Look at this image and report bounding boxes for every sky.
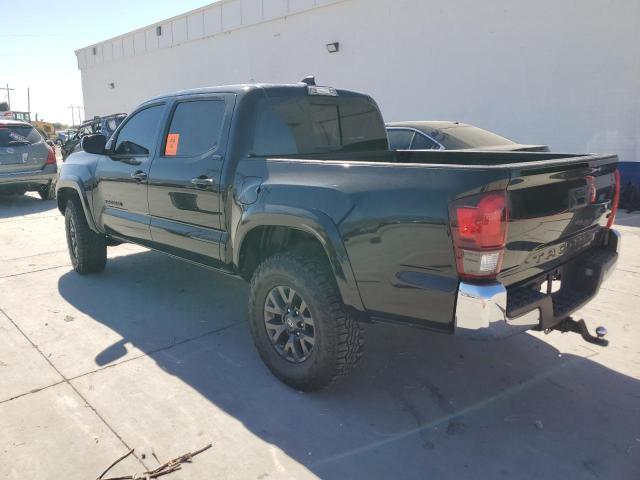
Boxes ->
[0,0,211,125]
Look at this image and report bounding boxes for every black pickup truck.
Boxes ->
[56,80,621,391]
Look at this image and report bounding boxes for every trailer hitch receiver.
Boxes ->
[546,317,609,347]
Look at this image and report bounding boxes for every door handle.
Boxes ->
[119,157,142,166]
[191,176,215,188]
[131,171,148,182]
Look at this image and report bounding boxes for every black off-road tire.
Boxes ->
[64,199,107,274]
[248,249,364,392]
[38,183,55,200]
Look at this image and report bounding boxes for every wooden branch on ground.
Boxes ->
[97,444,213,480]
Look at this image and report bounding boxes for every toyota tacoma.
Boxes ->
[56,80,621,391]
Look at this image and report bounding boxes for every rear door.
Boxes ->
[147,93,235,264]
[500,155,618,286]
[0,124,48,174]
[93,103,166,242]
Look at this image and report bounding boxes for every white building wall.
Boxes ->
[77,0,640,162]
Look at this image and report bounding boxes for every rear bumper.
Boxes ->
[0,165,57,190]
[454,228,620,340]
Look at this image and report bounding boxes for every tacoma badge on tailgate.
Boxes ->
[525,230,597,266]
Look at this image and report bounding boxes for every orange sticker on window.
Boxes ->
[165,133,180,156]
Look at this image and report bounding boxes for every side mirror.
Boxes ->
[81,134,107,155]
[45,139,55,147]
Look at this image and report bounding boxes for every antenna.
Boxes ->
[300,76,316,86]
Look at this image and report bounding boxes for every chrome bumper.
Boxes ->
[455,228,621,340]
[454,282,540,339]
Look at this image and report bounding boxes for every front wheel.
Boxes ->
[65,200,107,274]
[248,249,364,392]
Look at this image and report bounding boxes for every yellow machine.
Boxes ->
[32,120,56,140]
[0,111,56,140]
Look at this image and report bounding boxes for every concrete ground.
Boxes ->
[0,191,639,480]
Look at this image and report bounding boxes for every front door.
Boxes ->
[93,103,166,242]
[147,94,235,264]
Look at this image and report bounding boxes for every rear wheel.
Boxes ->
[38,183,55,200]
[248,249,364,391]
[65,199,107,274]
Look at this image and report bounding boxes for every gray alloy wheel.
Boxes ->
[264,285,316,363]
[68,216,79,261]
[248,248,364,391]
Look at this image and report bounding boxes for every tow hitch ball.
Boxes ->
[546,317,609,347]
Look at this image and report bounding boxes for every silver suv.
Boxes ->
[0,120,57,200]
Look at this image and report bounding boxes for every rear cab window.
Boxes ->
[252,93,388,156]
[0,124,42,147]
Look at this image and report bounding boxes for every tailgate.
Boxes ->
[499,154,618,286]
[0,124,49,174]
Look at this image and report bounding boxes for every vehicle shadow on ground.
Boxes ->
[0,193,56,219]
[57,250,640,480]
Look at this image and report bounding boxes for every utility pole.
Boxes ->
[76,105,84,124]
[2,83,16,109]
[27,87,31,114]
[68,105,76,126]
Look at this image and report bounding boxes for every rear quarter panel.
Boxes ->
[233,157,510,329]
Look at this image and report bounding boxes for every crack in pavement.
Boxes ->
[66,320,244,384]
[0,215,59,224]
[2,249,69,262]
[0,380,67,405]
[0,306,149,471]
[0,264,70,279]
[0,313,243,406]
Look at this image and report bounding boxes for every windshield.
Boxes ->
[252,94,388,156]
[433,125,515,149]
[0,125,42,147]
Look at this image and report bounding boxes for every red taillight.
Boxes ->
[46,146,56,165]
[607,170,620,228]
[449,191,509,280]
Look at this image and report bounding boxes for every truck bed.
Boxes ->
[250,149,618,329]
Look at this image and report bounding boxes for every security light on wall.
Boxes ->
[108,82,116,89]
[92,47,97,55]
[326,42,340,53]
[156,26,162,36]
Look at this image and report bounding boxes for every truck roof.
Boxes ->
[141,82,367,107]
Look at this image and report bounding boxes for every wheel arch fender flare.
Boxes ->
[234,206,365,313]
[56,175,98,232]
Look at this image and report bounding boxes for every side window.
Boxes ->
[411,133,440,150]
[387,129,414,150]
[163,99,226,157]
[114,105,164,155]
